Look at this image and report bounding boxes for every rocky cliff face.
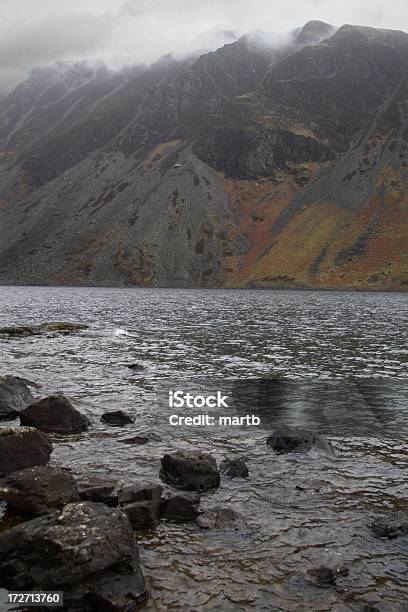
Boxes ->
[0,21,407,290]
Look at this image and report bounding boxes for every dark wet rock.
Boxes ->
[127,363,145,371]
[0,375,36,421]
[77,478,117,506]
[0,322,88,337]
[266,426,335,455]
[197,506,247,531]
[308,564,349,586]
[101,410,134,426]
[119,432,161,445]
[220,457,249,478]
[0,427,53,477]
[0,465,79,515]
[161,492,201,522]
[0,502,146,609]
[20,395,90,434]
[370,513,408,539]
[118,483,162,529]
[122,501,159,529]
[118,483,162,507]
[160,450,220,491]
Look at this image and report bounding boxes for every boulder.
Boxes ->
[266,426,335,455]
[161,492,201,522]
[77,478,117,506]
[160,450,220,491]
[118,483,162,528]
[197,506,247,531]
[101,410,134,426]
[370,513,408,539]
[0,375,36,421]
[20,395,90,434]
[0,466,79,515]
[0,502,146,609]
[0,427,53,477]
[220,457,249,478]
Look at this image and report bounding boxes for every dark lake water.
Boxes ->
[0,287,407,611]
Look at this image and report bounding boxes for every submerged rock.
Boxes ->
[0,466,79,515]
[0,322,88,338]
[220,457,249,478]
[308,564,349,586]
[197,506,247,531]
[0,375,36,421]
[77,478,117,506]
[161,492,201,522]
[0,427,53,477]
[101,410,134,426]
[160,450,220,491]
[119,432,161,445]
[127,363,145,371]
[266,426,335,455]
[370,513,408,539]
[20,395,90,434]
[118,483,162,528]
[0,502,146,609]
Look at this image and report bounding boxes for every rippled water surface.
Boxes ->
[0,287,408,611]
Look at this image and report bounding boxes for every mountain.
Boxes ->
[0,21,407,290]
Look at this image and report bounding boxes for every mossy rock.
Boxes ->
[0,322,88,337]
[39,322,88,333]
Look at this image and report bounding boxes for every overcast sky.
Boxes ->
[1,0,408,92]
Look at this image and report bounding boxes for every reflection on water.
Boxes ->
[233,379,408,437]
[0,287,407,610]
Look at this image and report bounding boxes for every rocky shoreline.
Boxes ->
[1,366,408,610]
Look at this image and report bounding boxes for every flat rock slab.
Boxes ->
[0,375,36,421]
[0,427,53,477]
[77,478,117,505]
[20,395,90,434]
[0,502,146,610]
[160,450,220,491]
[0,322,88,338]
[0,465,79,515]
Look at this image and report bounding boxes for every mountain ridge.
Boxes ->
[0,21,407,290]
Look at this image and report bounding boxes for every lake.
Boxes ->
[0,287,407,610]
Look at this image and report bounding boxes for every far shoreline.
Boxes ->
[0,283,407,295]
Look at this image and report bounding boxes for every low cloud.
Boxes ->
[0,0,407,93]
